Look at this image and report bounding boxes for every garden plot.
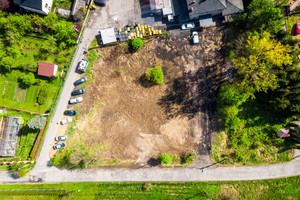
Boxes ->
[55,27,228,167]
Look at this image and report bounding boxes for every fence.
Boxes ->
[0,106,44,115]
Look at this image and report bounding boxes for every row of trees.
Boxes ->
[216,0,300,163]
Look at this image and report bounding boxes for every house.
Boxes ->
[186,0,244,20]
[37,61,58,77]
[0,116,22,157]
[13,0,53,15]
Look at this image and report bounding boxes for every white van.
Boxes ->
[192,31,199,44]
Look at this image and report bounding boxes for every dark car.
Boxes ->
[72,89,85,96]
[94,0,106,6]
[295,22,300,36]
[74,77,87,86]
[64,110,77,116]
[53,142,66,150]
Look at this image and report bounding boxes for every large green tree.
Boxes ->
[246,0,284,34]
[232,32,292,96]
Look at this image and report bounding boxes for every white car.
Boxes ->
[61,117,72,125]
[69,97,83,104]
[181,22,195,30]
[55,135,68,141]
[192,31,199,44]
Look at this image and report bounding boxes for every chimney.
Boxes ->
[190,7,194,12]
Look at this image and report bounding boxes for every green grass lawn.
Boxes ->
[0,176,298,199]
[0,71,62,113]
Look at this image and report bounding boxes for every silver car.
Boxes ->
[69,97,83,104]
[55,135,68,141]
[60,117,72,125]
[181,22,195,30]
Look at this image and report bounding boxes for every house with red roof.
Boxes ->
[37,61,58,78]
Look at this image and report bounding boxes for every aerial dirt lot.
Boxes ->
[62,26,228,167]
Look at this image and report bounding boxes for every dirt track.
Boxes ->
[67,26,228,166]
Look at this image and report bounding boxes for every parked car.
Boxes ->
[64,110,77,115]
[53,142,66,150]
[295,22,300,35]
[69,97,83,104]
[94,0,106,6]
[192,31,199,44]
[181,22,195,30]
[77,59,89,72]
[55,136,68,141]
[61,117,72,125]
[72,89,85,96]
[74,77,87,86]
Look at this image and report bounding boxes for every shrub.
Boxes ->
[142,183,153,191]
[145,67,164,84]
[37,84,49,105]
[159,153,172,164]
[131,38,143,51]
[19,72,37,86]
[183,152,197,164]
[28,116,47,130]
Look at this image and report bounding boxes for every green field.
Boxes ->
[0,176,299,199]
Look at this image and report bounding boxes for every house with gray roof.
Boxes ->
[13,0,53,15]
[186,0,244,19]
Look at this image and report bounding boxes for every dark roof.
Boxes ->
[222,0,244,16]
[186,0,243,18]
[38,61,56,77]
[13,0,42,11]
[187,0,226,18]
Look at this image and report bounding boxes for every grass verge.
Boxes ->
[0,177,299,199]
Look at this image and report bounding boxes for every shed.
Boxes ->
[277,128,290,138]
[38,62,58,77]
[100,28,117,45]
[0,116,23,157]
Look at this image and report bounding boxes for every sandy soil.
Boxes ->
[58,26,228,166]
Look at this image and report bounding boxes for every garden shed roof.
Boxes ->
[277,128,290,138]
[0,116,22,157]
[100,28,117,45]
[38,62,58,77]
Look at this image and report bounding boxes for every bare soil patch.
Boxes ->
[67,26,228,166]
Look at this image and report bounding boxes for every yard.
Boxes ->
[52,27,228,168]
[0,176,298,199]
[0,109,40,162]
[0,35,73,113]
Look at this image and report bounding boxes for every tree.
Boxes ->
[232,32,292,95]
[246,0,284,34]
[218,85,248,106]
[0,56,14,70]
[28,116,47,130]
[43,12,58,29]
[19,72,37,86]
[131,38,143,51]
[53,21,76,45]
[158,154,172,164]
[145,67,164,84]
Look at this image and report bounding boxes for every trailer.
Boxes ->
[77,59,89,72]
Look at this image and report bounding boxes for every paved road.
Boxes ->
[0,157,298,184]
